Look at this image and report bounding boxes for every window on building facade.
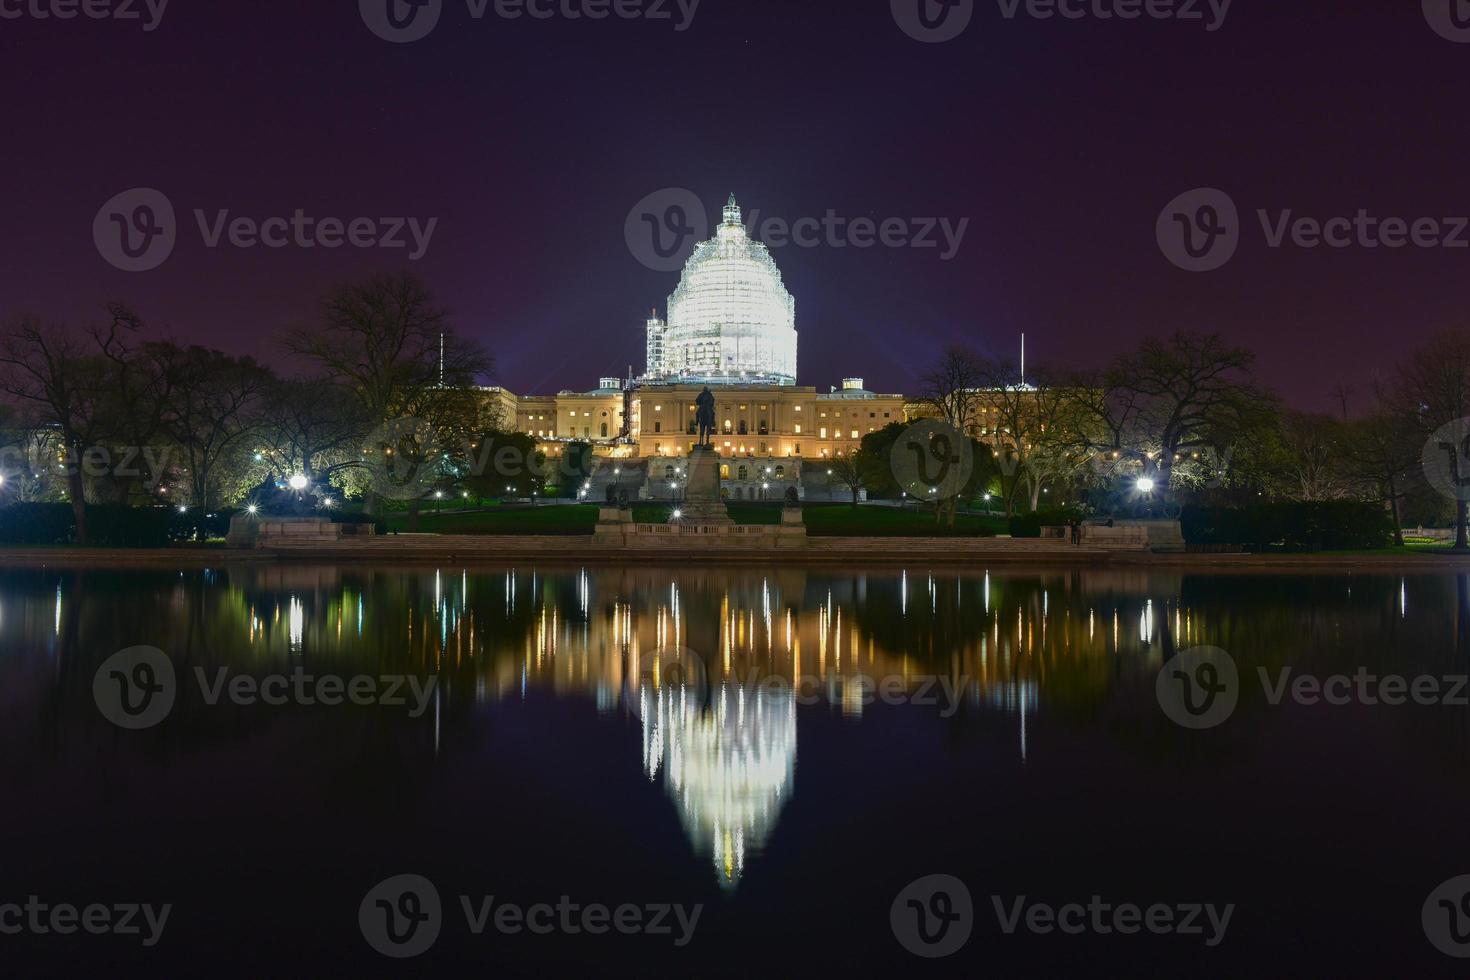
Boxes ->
[738,465,748,481]
[654,421,661,433]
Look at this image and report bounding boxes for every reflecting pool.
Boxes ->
[2,563,1469,976]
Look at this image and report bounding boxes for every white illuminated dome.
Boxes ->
[654,195,798,385]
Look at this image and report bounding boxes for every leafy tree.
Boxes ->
[464,430,543,500]
[560,441,595,498]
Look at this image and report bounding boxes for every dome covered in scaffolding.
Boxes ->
[648,195,798,385]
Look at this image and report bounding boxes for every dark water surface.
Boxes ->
[2,562,1469,977]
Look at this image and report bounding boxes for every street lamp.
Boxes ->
[288,473,308,491]
[1136,477,1156,493]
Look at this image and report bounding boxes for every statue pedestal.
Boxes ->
[678,448,733,525]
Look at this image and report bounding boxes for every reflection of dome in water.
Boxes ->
[641,682,796,888]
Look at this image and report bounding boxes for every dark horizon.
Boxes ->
[2,0,1467,409]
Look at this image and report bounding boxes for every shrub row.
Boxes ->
[0,503,243,547]
[1181,502,1393,551]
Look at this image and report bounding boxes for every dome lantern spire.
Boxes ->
[722,193,741,227]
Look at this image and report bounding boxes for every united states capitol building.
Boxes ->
[488,195,910,500]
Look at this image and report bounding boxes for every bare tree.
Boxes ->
[1074,332,1278,510]
[164,346,274,509]
[827,453,864,507]
[0,309,130,542]
[918,346,986,524]
[259,379,374,485]
[286,273,492,521]
[1276,411,1351,501]
[1394,327,1470,549]
[1338,395,1421,546]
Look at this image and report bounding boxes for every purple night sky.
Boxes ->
[1,0,1466,409]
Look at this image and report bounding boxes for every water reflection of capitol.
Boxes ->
[228,564,1188,887]
[642,681,795,889]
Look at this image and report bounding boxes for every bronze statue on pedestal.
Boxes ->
[695,386,716,449]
